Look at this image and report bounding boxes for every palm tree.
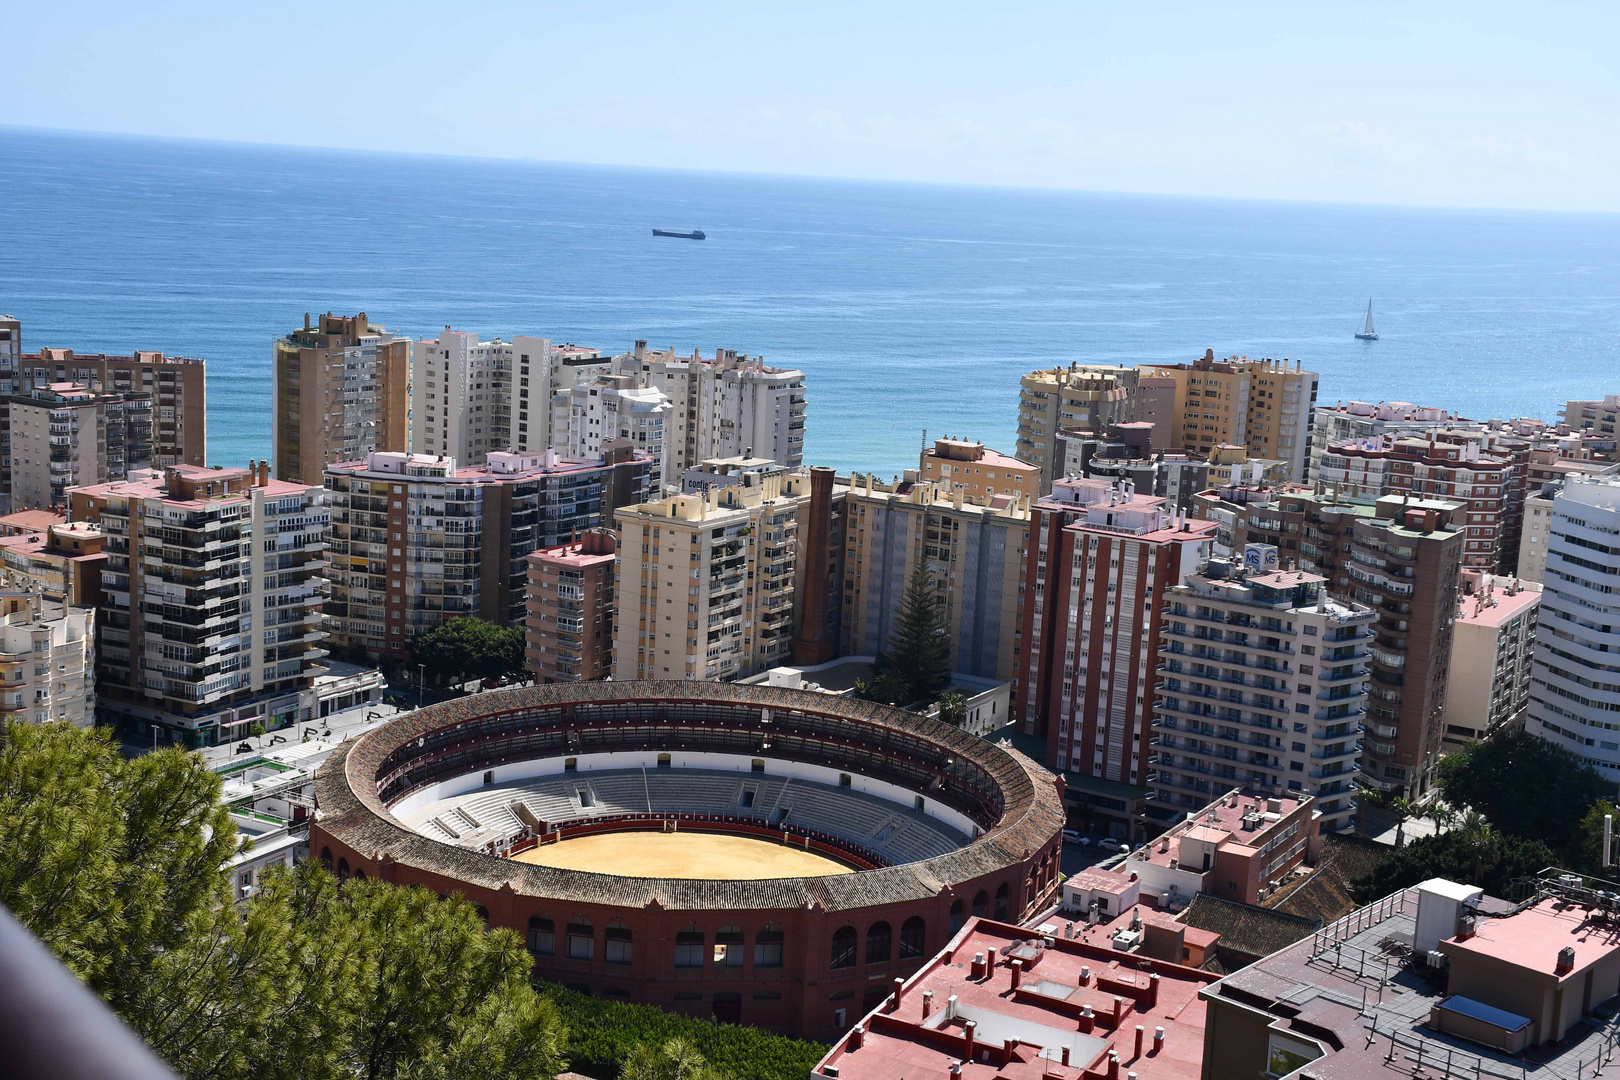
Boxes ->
[1426,802,1459,833]
[1457,809,1498,885]
[1391,796,1417,848]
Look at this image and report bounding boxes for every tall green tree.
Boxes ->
[410,617,526,687]
[1352,828,1555,902]
[886,560,952,704]
[1438,729,1611,848]
[0,722,567,1080]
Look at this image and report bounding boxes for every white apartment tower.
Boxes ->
[551,375,675,491]
[1155,549,1375,834]
[613,472,809,682]
[613,341,807,475]
[1526,474,1620,777]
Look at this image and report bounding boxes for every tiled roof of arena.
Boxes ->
[313,680,1065,912]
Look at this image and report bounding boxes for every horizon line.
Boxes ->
[5,122,1618,220]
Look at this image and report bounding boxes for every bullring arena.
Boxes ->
[310,682,1065,1039]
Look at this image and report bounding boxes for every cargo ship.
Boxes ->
[652,229,706,240]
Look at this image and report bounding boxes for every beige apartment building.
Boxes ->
[272,312,409,485]
[0,520,106,607]
[70,463,330,746]
[1016,364,1174,494]
[612,341,808,475]
[918,437,1037,503]
[613,471,809,682]
[7,382,153,510]
[525,529,617,683]
[5,345,205,499]
[0,587,96,729]
[837,472,1030,685]
[1140,351,1318,482]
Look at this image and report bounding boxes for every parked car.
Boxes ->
[1098,837,1124,852]
[1062,829,1091,846]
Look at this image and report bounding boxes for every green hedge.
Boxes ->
[538,983,827,1080]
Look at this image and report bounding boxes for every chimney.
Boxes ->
[1557,946,1576,974]
[1114,996,1127,1026]
[1135,1025,1145,1058]
[892,976,905,1009]
[1147,973,1161,1008]
[304,312,310,329]
[1107,1049,1120,1080]
[1153,1027,1165,1054]
[258,460,269,486]
[1010,958,1024,990]
[1078,1005,1095,1033]
[970,951,987,979]
[921,990,934,1019]
[963,1020,977,1060]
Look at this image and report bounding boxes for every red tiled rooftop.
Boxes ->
[1442,897,1620,982]
[816,917,1211,1080]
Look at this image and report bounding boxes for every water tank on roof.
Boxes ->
[1415,878,1484,955]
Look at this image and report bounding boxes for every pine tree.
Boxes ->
[887,560,952,705]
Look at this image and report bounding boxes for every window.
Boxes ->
[566,920,594,960]
[605,921,633,965]
[674,929,705,968]
[995,883,1010,919]
[865,921,891,964]
[337,858,350,881]
[900,916,927,959]
[949,900,964,934]
[714,925,744,967]
[657,753,671,770]
[754,926,785,968]
[830,925,857,969]
[528,917,555,956]
[320,847,333,872]
[972,890,988,918]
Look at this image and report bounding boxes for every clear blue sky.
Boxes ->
[5,1,1617,211]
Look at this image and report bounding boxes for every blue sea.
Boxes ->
[2,126,1617,476]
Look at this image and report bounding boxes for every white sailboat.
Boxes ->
[1355,300,1378,340]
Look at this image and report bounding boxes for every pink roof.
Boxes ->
[528,545,616,569]
[1068,868,1134,895]
[1455,585,1540,628]
[816,917,1211,1080]
[1133,790,1310,869]
[0,509,66,533]
[1443,897,1620,982]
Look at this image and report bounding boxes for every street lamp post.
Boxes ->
[418,664,426,711]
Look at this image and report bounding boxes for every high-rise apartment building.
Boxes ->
[0,519,107,607]
[0,587,95,729]
[525,529,616,683]
[1139,352,1319,483]
[1309,400,1475,483]
[551,375,675,491]
[1016,364,1173,495]
[5,347,206,499]
[1345,496,1464,799]
[1154,549,1374,833]
[613,471,809,682]
[1562,395,1620,437]
[1019,477,1216,837]
[1318,436,1515,570]
[273,312,409,485]
[1526,474,1620,777]
[0,316,20,386]
[6,382,153,509]
[613,341,807,475]
[1518,482,1560,584]
[323,447,650,660]
[1441,571,1539,748]
[836,472,1030,684]
[70,463,330,746]
[918,437,1038,503]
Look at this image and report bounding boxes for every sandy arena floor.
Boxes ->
[508,830,854,879]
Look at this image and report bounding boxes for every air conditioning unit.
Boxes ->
[1426,950,1449,969]
[1111,929,1143,952]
